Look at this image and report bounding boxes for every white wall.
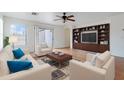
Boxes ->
[53,26,68,48]
[64,27,70,47]
[3,16,68,51]
[64,24,74,49]
[74,18,111,28]
[110,14,124,57]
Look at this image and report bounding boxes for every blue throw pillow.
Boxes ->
[12,48,25,59]
[7,60,33,73]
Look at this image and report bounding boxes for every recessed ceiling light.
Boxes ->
[31,12,39,16]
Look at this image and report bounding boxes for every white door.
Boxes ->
[45,29,53,48]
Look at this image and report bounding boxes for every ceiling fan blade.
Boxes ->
[56,15,62,18]
[67,18,75,21]
[67,15,74,18]
[54,19,62,21]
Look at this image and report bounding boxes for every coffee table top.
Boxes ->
[47,52,72,63]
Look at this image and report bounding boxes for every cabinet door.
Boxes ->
[98,45,109,53]
[80,43,99,52]
[73,43,82,49]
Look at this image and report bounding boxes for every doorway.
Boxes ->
[35,27,54,53]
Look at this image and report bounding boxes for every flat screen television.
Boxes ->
[81,31,98,44]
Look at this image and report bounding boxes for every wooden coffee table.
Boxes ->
[46,52,72,68]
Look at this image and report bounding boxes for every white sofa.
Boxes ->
[0,46,52,80]
[70,52,115,80]
[35,43,52,56]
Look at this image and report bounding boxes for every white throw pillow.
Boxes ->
[96,51,111,68]
[0,50,10,76]
[86,53,100,66]
[4,45,14,59]
[90,53,100,66]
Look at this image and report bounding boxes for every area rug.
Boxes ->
[52,69,66,80]
[34,56,69,80]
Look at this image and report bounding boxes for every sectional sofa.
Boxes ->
[70,51,115,80]
[0,46,52,80]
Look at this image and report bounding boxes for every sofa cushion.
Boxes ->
[86,53,100,66]
[96,51,111,68]
[84,61,93,66]
[90,53,100,66]
[7,60,33,73]
[13,48,24,59]
[0,50,10,76]
[41,48,52,52]
[41,42,48,48]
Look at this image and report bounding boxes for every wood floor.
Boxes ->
[54,48,124,80]
[115,57,124,80]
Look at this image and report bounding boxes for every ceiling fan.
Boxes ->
[54,12,75,23]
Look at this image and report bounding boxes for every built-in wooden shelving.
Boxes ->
[73,23,110,53]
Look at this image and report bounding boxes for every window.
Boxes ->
[10,24,26,48]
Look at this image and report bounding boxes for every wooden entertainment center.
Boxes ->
[73,23,110,53]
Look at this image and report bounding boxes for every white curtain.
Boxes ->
[0,16,3,50]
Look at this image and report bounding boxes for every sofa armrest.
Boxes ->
[0,64,52,80]
[70,60,106,80]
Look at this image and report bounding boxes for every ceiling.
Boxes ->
[1,12,123,26]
